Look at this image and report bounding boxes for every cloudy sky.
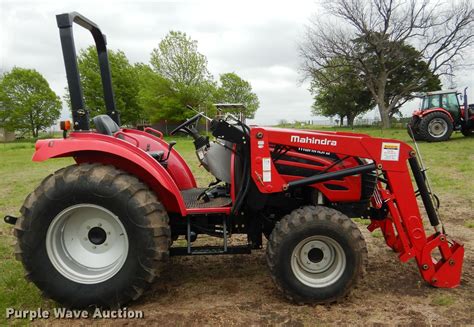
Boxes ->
[1,0,473,125]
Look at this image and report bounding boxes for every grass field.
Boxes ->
[0,127,473,324]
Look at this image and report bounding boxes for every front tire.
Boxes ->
[14,164,170,308]
[407,118,422,141]
[419,112,453,142]
[266,206,367,304]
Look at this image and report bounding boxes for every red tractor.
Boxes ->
[407,89,474,142]
[4,13,465,308]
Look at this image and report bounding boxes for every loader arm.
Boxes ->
[250,127,464,288]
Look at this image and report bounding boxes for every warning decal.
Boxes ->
[381,142,400,161]
[262,157,272,182]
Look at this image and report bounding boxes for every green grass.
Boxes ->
[353,218,371,226]
[371,230,384,238]
[431,294,455,306]
[0,127,472,319]
[464,220,474,228]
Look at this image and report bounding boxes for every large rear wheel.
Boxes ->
[266,206,367,304]
[418,112,453,142]
[14,164,170,308]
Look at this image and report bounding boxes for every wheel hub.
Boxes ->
[428,118,448,137]
[46,204,129,284]
[308,248,324,263]
[88,227,107,245]
[291,236,346,288]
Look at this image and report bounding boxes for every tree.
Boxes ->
[300,0,473,128]
[352,35,442,117]
[215,73,260,119]
[310,44,441,125]
[136,63,216,122]
[310,59,375,126]
[0,67,61,137]
[146,31,216,122]
[150,31,212,87]
[68,46,143,125]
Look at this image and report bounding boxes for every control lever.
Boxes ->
[160,141,177,169]
[164,141,177,161]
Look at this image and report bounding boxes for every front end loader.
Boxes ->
[4,12,465,308]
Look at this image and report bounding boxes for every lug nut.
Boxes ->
[98,223,102,227]
[87,226,90,229]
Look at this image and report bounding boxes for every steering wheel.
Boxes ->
[170,113,203,136]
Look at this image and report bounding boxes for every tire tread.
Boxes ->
[14,163,170,308]
[266,205,368,304]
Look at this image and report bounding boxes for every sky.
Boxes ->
[1,0,473,125]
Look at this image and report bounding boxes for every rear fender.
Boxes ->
[33,134,187,215]
[121,128,196,189]
[418,108,454,122]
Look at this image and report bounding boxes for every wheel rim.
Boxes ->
[291,235,346,288]
[428,118,448,138]
[46,204,129,284]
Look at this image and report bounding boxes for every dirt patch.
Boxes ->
[40,210,474,326]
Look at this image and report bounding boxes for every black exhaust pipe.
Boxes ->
[463,87,469,123]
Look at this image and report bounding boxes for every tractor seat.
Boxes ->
[93,115,120,135]
[148,150,165,161]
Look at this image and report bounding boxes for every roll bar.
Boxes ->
[56,12,120,130]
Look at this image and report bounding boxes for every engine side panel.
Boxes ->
[271,146,363,202]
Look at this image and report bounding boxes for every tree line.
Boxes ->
[300,0,473,128]
[1,0,472,136]
[0,30,259,137]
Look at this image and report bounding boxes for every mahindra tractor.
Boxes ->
[407,89,474,142]
[4,13,465,308]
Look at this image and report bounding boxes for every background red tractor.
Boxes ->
[407,89,474,142]
[4,12,465,309]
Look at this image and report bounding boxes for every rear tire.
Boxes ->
[266,206,367,304]
[418,112,453,142]
[14,164,170,308]
[461,127,473,137]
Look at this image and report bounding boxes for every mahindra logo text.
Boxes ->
[290,135,337,146]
